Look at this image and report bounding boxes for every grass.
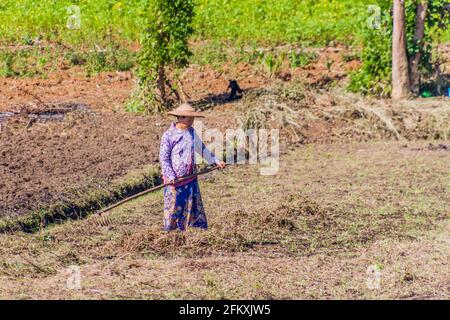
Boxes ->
[0,43,136,78]
[0,140,448,299]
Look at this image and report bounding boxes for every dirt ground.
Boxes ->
[1,111,161,216]
[0,46,358,112]
[0,141,448,299]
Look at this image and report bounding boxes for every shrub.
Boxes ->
[131,0,195,113]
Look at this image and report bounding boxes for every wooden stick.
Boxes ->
[95,165,222,216]
[19,254,51,274]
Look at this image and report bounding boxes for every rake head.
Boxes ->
[93,212,113,227]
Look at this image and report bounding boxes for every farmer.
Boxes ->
[159,103,226,231]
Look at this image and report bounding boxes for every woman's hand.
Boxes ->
[216,161,226,170]
[167,180,176,192]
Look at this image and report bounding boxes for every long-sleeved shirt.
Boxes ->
[159,122,219,187]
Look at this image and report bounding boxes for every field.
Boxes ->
[0,0,449,300]
[0,140,449,299]
[1,0,449,79]
[0,0,374,46]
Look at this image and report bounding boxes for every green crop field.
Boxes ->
[4,0,448,48]
[1,0,448,78]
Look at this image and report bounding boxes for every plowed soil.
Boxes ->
[0,65,255,217]
[0,111,161,216]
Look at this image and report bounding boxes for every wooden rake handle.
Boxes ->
[95,164,222,216]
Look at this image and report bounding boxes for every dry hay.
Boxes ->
[118,194,337,258]
[237,82,450,144]
[238,82,316,144]
[318,91,450,142]
[116,185,446,259]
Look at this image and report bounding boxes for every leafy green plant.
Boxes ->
[342,53,359,63]
[64,51,87,66]
[190,40,228,68]
[0,51,16,77]
[0,1,448,50]
[0,0,448,82]
[406,0,449,95]
[131,0,195,113]
[348,0,393,97]
[86,51,107,75]
[65,47,134,75]
[325,58,334,72]
[0,48,47,77]
[289,51,317,68]
[406,0,448,75]
[258,52,285,77]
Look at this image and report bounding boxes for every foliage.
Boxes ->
[405,0,450,78]
[0,0,148,46]
[194,0,368,46]
[349,0,449,97]
[289,50,318,68]
[348,0,393,97]
[132,0,195,113]
[0,47,58,78]
[0,0,448,82]
[84,48,135,76]
[4,0,447,50]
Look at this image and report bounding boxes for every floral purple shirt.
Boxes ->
[159,122,218,186]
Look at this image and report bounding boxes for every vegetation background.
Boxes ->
[1,1,448,69]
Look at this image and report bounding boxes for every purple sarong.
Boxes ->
[163,179,208,231]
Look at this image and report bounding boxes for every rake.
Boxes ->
[92,164,224,226]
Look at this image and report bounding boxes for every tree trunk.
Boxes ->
[157,65,166,104]
[392,0,411,100]
[409,1,428,96]
[165,78,181,102]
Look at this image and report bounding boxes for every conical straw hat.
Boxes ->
[167,103,205,118]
